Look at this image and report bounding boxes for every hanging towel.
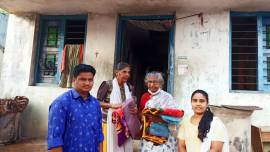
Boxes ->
[59,44,84,88]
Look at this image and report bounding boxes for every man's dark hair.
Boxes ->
[73,64,96,78]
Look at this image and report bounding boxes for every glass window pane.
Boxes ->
[42,53,57,76]
[47,26,58,47]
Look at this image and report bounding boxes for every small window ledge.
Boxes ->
[229,90,270,94]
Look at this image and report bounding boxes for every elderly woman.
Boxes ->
[97,62,137,152]
[139,71,178,152]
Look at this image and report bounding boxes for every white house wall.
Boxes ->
[0,49,2,75]
[0,13,117,137]
[84,13,117,96]
[0,13,64,137]
[0,10,269,138]
[174,11,270,127]
[0,13,38,97]
[0,13,8,80]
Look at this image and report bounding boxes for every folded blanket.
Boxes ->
[143,136,167,145]
[160,115,182,125]
[123,98,141,139]
[112,108,129,146]
[142,108,163,116]
[149,122,169,138]
[161,108,184,118]
[142,108,185,145]
[142,116,167,145]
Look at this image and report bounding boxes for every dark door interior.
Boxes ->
[117,19,171,100]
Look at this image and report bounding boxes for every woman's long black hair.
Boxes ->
[191,89,214,142]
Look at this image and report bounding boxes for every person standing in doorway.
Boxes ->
[139,71,179,152]
[97,62,137,152]
[47,64,103,152]
[178,90,229,152]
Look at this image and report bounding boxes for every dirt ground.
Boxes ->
[0,138,140,152]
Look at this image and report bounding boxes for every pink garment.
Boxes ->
[123,98,141,139]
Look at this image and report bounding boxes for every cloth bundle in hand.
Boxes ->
[149,122,169,138]
[142,108,184,145]
[123,97,141,139]
[160,115,182,125]
[142,108,167,145]
[112,108,129,146]
[161,108,184,118]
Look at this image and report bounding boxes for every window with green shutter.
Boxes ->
[47,26,58,47]
[36,15,87,84]
[266,26,270,49]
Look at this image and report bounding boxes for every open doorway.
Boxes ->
[115,15,175,100]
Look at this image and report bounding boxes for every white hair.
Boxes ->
[144,71,164,87]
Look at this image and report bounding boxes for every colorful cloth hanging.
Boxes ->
[59,44,84,88]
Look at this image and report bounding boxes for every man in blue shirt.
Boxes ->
[47,64,104,152]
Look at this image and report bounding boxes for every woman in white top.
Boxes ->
[178,90,229,152]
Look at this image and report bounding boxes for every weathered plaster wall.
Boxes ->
[0,48,3,76]
[0,13,117,138]
[174,11,270,127]
[0,13,38,97]
[84,13,117,96]
[3,0,270,15]
[0,12,8,76]
[0,13,8,48]
[0,50,2,74]
[0,10,269,139]
[0,13,65,137]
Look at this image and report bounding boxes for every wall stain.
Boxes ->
[229,131,249,152]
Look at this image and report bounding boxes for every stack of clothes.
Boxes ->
[142,108,184,145]
[112,108,130,146]
[112,98,141,146]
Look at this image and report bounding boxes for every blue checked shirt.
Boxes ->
[47,89,104,152]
